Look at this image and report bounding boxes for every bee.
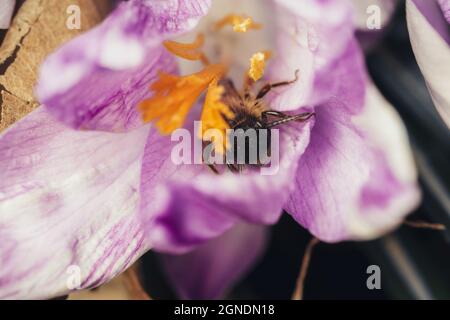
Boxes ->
[206,70,315,174]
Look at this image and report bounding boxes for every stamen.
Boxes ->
[248,51,271,82]
[163,34,210,65]
[139,64,226,134]
[215,14,262,33]
[200,79,234,154]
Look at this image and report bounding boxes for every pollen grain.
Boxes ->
[215,14,262,33]
[248,51,271,82]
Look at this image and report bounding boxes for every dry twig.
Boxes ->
[404,220,446,231]
[292,237,320,300]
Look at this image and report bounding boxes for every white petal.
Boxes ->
[0,0,15,29]
[407,0,450,128]
[348,83,421,239]
[0,108,150,299]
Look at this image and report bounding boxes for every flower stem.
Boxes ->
[292,237,320,300]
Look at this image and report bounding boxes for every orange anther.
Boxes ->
[248,51,271,82]
[200,79,234,154]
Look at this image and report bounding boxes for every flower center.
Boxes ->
[138,13,270,152]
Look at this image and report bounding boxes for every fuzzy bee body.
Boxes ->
[209,73,314,173]
[219,79,270,171]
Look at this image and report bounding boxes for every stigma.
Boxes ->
[139,64,226,134]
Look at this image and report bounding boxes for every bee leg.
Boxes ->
[261,110,289,122]
[256,69,300,100]
[207,164,220,174]
[243,73,255,95]
[226,163,241,173]
[266,112,315,128]
[262,110,314,123]
[203,145,221,174]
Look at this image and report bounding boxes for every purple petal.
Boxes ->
[36,0,211,132]
[286,85,420,242]
[309,39,367,115]
[407,0,450,127]
[139,117,313,253]
[267,0,355,111]
[411,0,450,44]
[438,0,450,23]
[160,223,268,299]
[0,0,14,29]
[0,108,150,299]
[136,123,234,254]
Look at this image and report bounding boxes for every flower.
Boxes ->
[0,0,420,299]
[406,0,450,128]
[0,0,15,29]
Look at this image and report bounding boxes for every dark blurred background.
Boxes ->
[142,2,450,300]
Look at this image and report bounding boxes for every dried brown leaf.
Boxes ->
[0,0,112,132]
[0,90,37,132]
[68,274,134,300]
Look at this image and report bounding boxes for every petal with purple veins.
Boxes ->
[309,39,367,115]
[36,0,211,132]
[285,84,420,242]
[160,223,268,299]
[407,0,450,128]
[0,107,150,299]
[267,0,355,111]
[438,0,450,23]
[410,0,450,43]
[136,122,236,254]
